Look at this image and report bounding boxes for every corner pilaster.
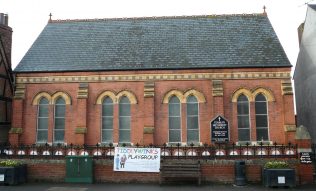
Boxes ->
[9,84,26,145]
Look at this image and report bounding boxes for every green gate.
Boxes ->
[65,156,93,183]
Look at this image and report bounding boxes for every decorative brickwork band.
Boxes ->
[14,84,26,99]
[281,80,293,95]
[75,127,87,134]
[8,127,23,134]
[77,83,89,99]
[143,126,154,134]
[15,72,291,84]
[144,81,155,97]
[284,125,296,132]
[212,80,223,97]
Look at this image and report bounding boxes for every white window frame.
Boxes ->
[237,95,251,142]
[53,97,66,144]
[101,97,114,143]
[186,95,200,144]
[168,96,182,144]
[255,94,270,141]
[36,98,49,144]
[119,96,131,144]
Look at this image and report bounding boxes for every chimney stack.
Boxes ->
[0,13,9,26]
[4,14,8,25]
[0,13,12,69]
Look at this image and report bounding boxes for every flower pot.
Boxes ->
[0,164,27,185]
[262,168,295,187]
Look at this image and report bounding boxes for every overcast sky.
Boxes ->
[1,0,314,70]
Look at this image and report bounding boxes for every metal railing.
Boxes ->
[0,142,298,160]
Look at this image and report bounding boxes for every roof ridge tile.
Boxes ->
[50,13,266,23]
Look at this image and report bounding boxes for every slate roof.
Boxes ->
[15,14,291,73]
[309,4,316,11]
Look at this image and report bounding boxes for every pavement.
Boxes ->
[0,183,315,191]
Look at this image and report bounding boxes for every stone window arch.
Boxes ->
[96,91,117,104]
[232,88,253,102]
[97,90,137,104]
[184,89,206,103]
[163,90,184,103]
[32,92,51,105]
[252,88,275,102]
[51,92,72,105]
[117,90,137,104]
[163,89,206,104]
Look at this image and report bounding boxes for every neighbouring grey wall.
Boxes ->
[294,5,316,143]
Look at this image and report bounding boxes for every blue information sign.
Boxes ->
[211,115,229,142]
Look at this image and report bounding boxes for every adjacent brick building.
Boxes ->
[10,13,297,146]
[0,13,13,144]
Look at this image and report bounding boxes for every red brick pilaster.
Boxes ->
[212,80,224,115]
[281,80,296,143]
[8,133,20,146]
[75,83,88,145]
[9,84,26,145]
[143,81,155,145]
[212,80,225,144]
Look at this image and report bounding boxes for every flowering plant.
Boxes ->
[264,161,290,169]
[0,160,22,167]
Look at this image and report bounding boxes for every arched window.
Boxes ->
[119,96,130,143]
[255,94,269,141]
[186,95,199,143]
[102,97,113,143]
[169,96,181,143]
[237,94,250,141]
[37,97,49,143]
[54,97,65,143]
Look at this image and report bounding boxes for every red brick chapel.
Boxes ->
[9,13,297,147]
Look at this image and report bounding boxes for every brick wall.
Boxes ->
[94,160,159,183]
[3,159,311,185]
[12,67,296,146]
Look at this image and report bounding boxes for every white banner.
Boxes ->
[113,147,161,172]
